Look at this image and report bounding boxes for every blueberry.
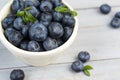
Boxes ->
[78,51,90,63]
[53,12,63,22]
[48,22,64,39]
[18,0,24,9]
[100,4,111,14]
[4,28,16,38]
[62,27,73,41]
[43,37,59,51]
[5,28,23,46]
[28,6,39,18]
[21,25,29,37]
[27,41,41,52]
[40,1,53,12]
[29,22,48,42]
[57,39,64,46]
[51,0,62,7]
[10,69,25,80]
[110,18,120,28]
[25,0,34,7]
[2,14,15,29]
[11,0,20,13]
[40,20,50,27]
[33,0,40,7]
[20,41,28,50]
[13,17,24,30]
[115,12,120,18]
[40,12,52,21]
[71,61,84,72]
[62,14,75,27]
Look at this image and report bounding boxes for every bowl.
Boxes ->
[0,0,78,66]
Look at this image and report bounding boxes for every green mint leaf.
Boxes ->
[55,6,78,17]
[26,12,36,22]
[22,16,27,23]
[55,6,68,13]
[84,70,90,76]
[24,7,32,11]
[84,65,93,70]
[70,11,78,16]
[16,11,24,17]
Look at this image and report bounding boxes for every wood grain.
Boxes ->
[1,0,120,10]
[0,59,120,80]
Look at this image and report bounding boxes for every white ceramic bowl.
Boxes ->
[0,0,78,66]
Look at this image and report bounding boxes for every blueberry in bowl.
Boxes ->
[0,0,78,66]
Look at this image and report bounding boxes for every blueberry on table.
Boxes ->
[5,28,23,46]
[11,0,20,13]
[78,51,90,63]
[62,14,75,27]
[51,0,62,7]
[48,22,64,39]
[100,4,111,14]
[43,37,59,51]
[13,17,24,30]
[20,41,28,50]
[115,12,120,18]
[110,18,120,28]
[71,61,84,72]
[40,1,53,12]
[10,69,25,80]
[62,27,73,41]
[29,22,48,42]
[40,12,52,22]
[28,6,39,18]
[27,41,41,52]
[53,11,63,22]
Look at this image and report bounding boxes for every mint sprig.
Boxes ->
[55,6,78,17]
[83,65,93,76]
[16,7,36,23]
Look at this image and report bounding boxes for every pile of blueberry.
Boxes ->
[100,4,120,28]
[71,51,93,76]
[2,0,76,52]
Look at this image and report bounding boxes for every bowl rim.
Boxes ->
[0,0,78,56]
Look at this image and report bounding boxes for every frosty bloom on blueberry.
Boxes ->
[2,0,77,52]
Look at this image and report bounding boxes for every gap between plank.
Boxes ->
[0,57,120,71]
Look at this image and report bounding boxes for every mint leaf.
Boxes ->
[24,7,32,11]
[84,70,90,76]
[16,11,24,17]
[55,6,68,13]
[55,6,78,17]
[26,12,36,22]
[70,11,77,17]
[84,65,93,70]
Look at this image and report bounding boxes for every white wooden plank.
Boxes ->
[78,7,120,27]
[67,0,120,9]
[0,49,27,68]
[1,0,120,10]
[0,26,120,68]
[0,59,120,80]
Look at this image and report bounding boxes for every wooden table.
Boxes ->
[0,0,120,80]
